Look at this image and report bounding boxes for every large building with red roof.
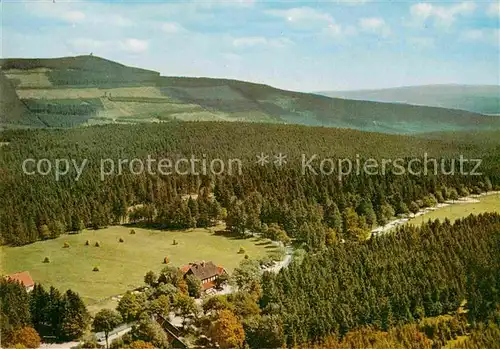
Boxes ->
[5,271,35,292]
[180,261,227,291]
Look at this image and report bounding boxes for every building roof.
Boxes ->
[6,271,34,288]
[180,261,225,281]
[202,281,216,290]
[180,265,191,273]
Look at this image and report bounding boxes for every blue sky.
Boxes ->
[1,0,499,91]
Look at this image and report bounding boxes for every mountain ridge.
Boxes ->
[1,55,499,134]
[317,84,500,115]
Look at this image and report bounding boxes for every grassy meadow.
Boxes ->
[407,193,500,226]
[1,225,274,305]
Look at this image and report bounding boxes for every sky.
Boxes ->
[1,0,499,92]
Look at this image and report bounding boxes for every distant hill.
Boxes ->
[1,56,499,134]
[317,85,500,115]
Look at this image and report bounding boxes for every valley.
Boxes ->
[2,0,500,346]
[318,84,500,114]
[2,119,500,349]
[372,192,500,235]
[0,225,276,305]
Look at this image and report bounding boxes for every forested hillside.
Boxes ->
[1,123,499,246]
[3,212,498,349]
[1,55,499,133]
[1,123,500,348]
[260,213,500,346]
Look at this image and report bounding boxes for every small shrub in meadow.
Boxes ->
[85,240,90,246]
[93,266,100,272]
[43,257,50,263]
[95,241,101,247]
[63,242,70,248]
[130,229,136,235]
[244,254,249,259]
[238,246,245,254]
[119,238,124,243]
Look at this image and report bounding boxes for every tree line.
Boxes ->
[1,123,499,247]
[0,280,89,347]
[256,213,500,347]
[23,98,103,116]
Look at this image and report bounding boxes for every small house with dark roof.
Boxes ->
[5,271,35,292]
[180,261,227,291]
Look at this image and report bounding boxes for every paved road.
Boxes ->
[95,322,135,346]
[39,342,80,349]
[263,250,293,273]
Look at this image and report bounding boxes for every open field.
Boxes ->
[407,193,500,226]
[0,225,275,304]
[16,86,165,99]
[5,71,53,88]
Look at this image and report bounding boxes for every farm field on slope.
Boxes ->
[3,55,500,133]
[407,193,500,225]
[0,225,274,304]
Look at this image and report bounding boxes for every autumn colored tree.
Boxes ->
[124,340,155,349]
[209,310,245,349]
[10,327,41,348]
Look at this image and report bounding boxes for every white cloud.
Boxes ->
[107,14,134,27]
[232,0,256,7]
[119,39,149,53]
[270,37,295,48]
[232,36,293,48]
[193,0,256,9]
[23,2,87,24]
[233,36,268,47]
[25,3,136,27]
[266,7,333,25]
[334,0,371,5]
[323,23,343,37]
[161,22,186,34]
[321,23,357,39]
[411,3,434,19]
[460,29,500,45]
[410,2,476,27]
[266,6,358,41]
[359,17,391,37]
[222,53,242,61]
[487,2,500,17]
[61,11,86,23]
[66,37,150,55]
